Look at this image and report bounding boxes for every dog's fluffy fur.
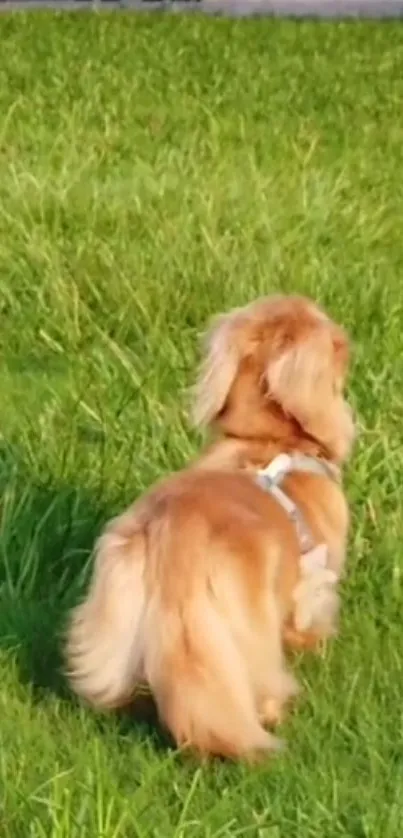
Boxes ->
[66,295,355,759]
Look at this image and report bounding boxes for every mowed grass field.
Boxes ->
[0,11,402,837]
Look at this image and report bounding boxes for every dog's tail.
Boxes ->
[66,507,280,758]
[66,511,147,709]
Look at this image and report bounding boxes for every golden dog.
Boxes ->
[66,295,355,759]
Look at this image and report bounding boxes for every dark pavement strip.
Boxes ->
[1,0,403,18]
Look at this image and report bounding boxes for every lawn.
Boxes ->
[0,11,402,838]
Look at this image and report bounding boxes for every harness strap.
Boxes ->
[256,453,339,554]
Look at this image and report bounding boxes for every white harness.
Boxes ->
[256,453,340,633]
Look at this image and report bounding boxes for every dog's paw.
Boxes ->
[259,697,285,728]
[293,544,339,634]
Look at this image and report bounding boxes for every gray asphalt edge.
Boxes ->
[1,0,403,18]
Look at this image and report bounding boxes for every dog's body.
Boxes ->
[66,295,355,759]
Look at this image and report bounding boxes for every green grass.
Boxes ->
[0,11,402,837]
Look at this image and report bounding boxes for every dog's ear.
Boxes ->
[192,311,241,427]
[267,320,354,461]
[266,324,341,431]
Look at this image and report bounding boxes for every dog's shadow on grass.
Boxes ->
[0,444,169,750]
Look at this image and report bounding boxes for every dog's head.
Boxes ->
[193,295,355,463]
